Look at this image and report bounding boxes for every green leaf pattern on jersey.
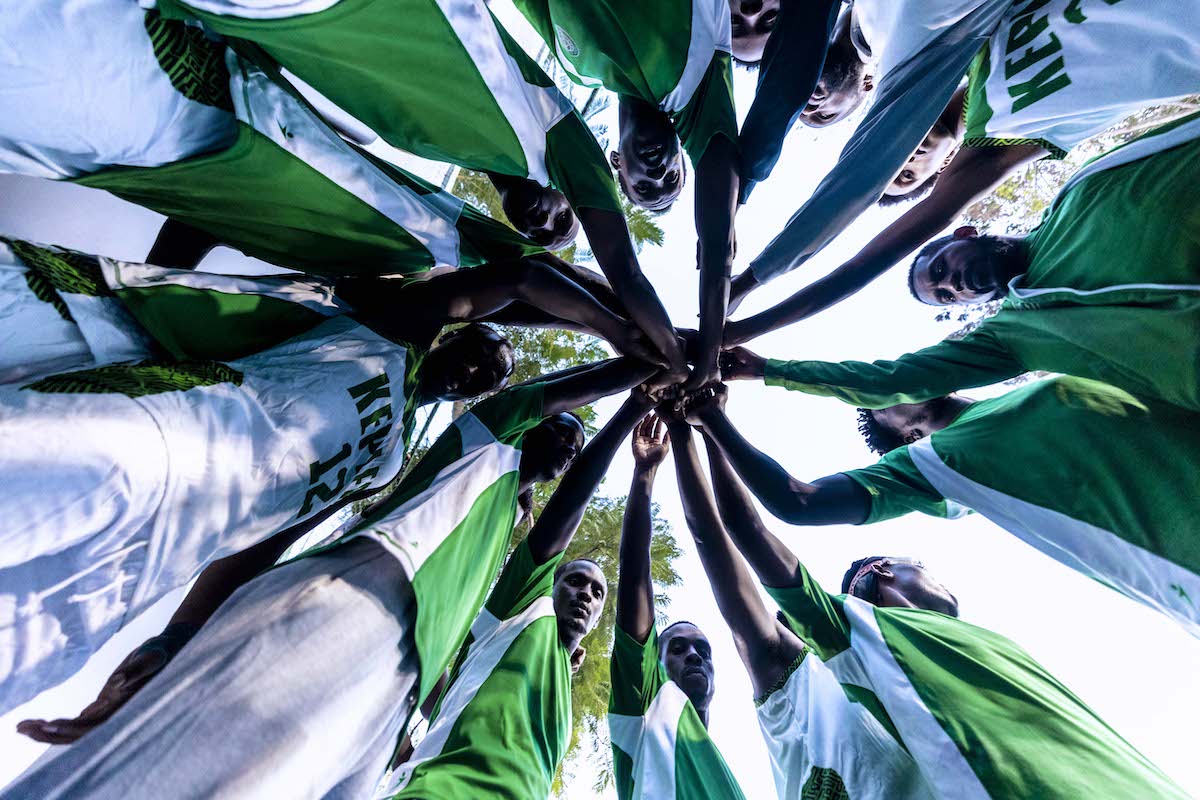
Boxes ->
[144,11,234,113]
[25,360,243,398]
[5,239,111,322]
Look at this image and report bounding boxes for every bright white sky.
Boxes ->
[2,5,1199,795]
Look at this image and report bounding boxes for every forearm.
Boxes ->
[539,255,625,317]
[693,409,826,524]
[475,303,587,332]
[668,423,779,657]
[513,258,630,342]
[146,219,220,270]
[541,357,658,416]
[168,498,352,627]
[579,207,684,371]
[693,140,739,379]
[700,433,800,586]
[527,395,653,561]
[615,466,657,642]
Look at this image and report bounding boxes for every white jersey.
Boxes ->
[852,0,990,79]
[0,313,415,713]
[965,0,1200,154]
[0,0,236,179]
[756,650,935,800]
[0,241,95,384]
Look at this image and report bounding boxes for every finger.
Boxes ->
[16,717,96,745]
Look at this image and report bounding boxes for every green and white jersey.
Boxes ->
[511,0,737,164]
[763,568,932,800]
[762,114,1200,412]
[1,0,535,275]
[608,626,746,800]
[158,0,624,215]
[2,249,423,615]
[343,383,548,703]
[843,377,1200,638]
[380,539,570,799]
[964,0,1200,156]
[766,568,1187,799]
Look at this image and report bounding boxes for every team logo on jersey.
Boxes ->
[555,25,580,58]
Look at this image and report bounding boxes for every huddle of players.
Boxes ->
[1,0,1198,796]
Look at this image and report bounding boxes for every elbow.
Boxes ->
[762,481,816,526]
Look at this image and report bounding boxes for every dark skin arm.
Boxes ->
[684,135,740,392]
[701,428,802,589]
[726,143,1045,344]
[537,357,660,418]
[15,496,356,744]
[344,258,661,365]
[527,391,656,564]
[577,207,687,379]
[687,386,870,525]
[145,219,221,270]
[664,408,804,697]
[615,414,671,644]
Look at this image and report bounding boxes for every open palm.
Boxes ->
[631,414,670,468]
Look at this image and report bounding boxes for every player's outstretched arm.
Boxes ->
[577,207,687,379]
[527,390,656,564]
[535,358,660,418]
[373,257,662,365]
[685,386,869,525]
[664,405,803,695]
[684,135,740,391]
[15,499,352,744]
[726,143,1045,345]
[700,423,801,589]
[615,413,671,644]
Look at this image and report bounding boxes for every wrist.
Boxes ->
[633,465,658,481]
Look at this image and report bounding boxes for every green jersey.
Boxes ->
[963,0,1200,157]
[767,566,1187,799]
[511,0,737,164]
[842,377,1200,638]
[75,29,536,276]
[383,539,570,799]
[341,383,548,703]
[763,115,1200,412]
[159,0,624,215]
[608,626,746,800]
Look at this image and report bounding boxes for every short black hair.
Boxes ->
[857,408,906,455]
[906,234,957,304]
[877,171,941,208]
[553,557,601,582]
[614,149,688,213]
[659,620,702,654]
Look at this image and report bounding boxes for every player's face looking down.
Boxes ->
[520,413,587,485]
[728,0,778,63]
[498,178,580,251]
[883,121,958,198]
[800,9,873,128]
[422,325,515,401]
[660,623,715,713]
[553,559,608,647]
[611,100,685,212]
[869,397,958,448]
[911,228,1028,306]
